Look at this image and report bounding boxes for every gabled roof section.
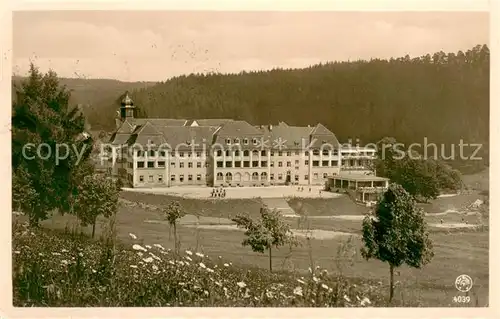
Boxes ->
[116,119,135,134]
[216,120,262,137]
[136,121,162,135]
[259,125,313,150]
[132,118,187,127]
[310,123,334,136]
[195,119,233,127]
[157,126,216,150]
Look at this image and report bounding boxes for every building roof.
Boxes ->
[157,126,216,151]
[132,118,187,127]
[259,124,313,150]
[190,119,233,127]
[329,174,389,182]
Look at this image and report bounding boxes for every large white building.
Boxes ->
[105,94,377,188]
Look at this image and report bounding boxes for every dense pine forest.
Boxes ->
[13,45,489,173]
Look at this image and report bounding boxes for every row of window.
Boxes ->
[136,150,210,158]
[215,160,341,168]
[215,171,329,181]
[136,161,210,169]
[215,150,342,157]
[138,174,205,183]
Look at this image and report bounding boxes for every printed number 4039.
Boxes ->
[453,296,470,303]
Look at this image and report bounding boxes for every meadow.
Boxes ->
[12,170,489,307]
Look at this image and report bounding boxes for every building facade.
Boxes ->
[106,94,377,188]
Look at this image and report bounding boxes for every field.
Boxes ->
[25,169,489,307]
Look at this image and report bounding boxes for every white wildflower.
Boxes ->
[153,244,165,250]
[206,267,214,273]
[237,281,247,289]
[215,281,222,287]
[145,245,152,249]
[360,297,371,306]
[308,267,312,273]
[61,249,68,253]
[243,288,251,298]
[149,252,161,261]
[169,260,175,265]
[185,256,193,261]
[152,265,159,271]
[344,295,351,302]
[143,257,153,263]
[196,252,204,258]
[52,252,61,256]
[129,233,137,239]
[204,290,209,296]
[312,276,319,283]
[293,286,303,296]
[321,283,329,290]
[297,279,305,284]
[132,244,147,252]
[14,251,20,254]
[137,252,143,257]
[78,252,83,257]
[61,260,69,265]
[130,265,138,269]
[199,262,206,269]
[218,255,222,259]
[223,263,229,267]
[185,250,193,255]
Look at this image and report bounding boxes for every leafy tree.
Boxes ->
[361,183,434,303]
[373,137,463,201]
[12,63,94,226]
[73,174,120,238]
[232,207,299,272]
[163,201,186,255]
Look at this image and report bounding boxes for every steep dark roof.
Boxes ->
[193,119,233,127]
[157,126,216,151]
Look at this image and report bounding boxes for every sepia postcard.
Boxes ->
[1,0,498,318]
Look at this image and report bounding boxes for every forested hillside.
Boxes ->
[13,45,489,173]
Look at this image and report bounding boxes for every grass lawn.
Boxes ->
[32,192,489,306]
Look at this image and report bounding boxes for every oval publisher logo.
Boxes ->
[455,274,473,293]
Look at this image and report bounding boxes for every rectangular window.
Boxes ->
[195,152,201,157]
[304,175,309,180]
[278,174,283,180]
[205,162,209,168]
[188,162,193,168]
[217,161,223,168]
[179,152,184,158]
[287,161,291,167]
[137,161,145,168]
[270,173,275,180]
[197,162,202,168]
[295,175,299,181]
[331,160,338,166]
[149,150,155,157]
[197,174,202,181]
[278,162,283,167]
[322,150,329,156]
[170,174,175,181]
[180,162,184,168]
[261,161,267,167]
[171,162,176,167]
[226,150,230,156]
[188,174,193,181]
[313,161,319,167]
[179,174,184,182]
[158,161,165,168]
[286,151,291,156]
[139,175,144,182]
[149,175,153,182]
[295,151,299,155]
[295,160,299,165]
[137,151,143,157]
[278,151,282,156]
[147,161,154,168]
[243,161,250,168]
[322,160,329,167]
[244,138,249,145]
[235,150,240,156]
[234,138,240,144]
[261,150,267,156]
[305,160,309,165]
[305,151,309,156]
[217,150,223,156]
[270,162,274,167]
[323,173,328,179]
[226,138,231,144]
[226,161,233,168]
[158,175,163,182]
[235,161,241,168]
[313,173,318,180]
[252,161,259,168]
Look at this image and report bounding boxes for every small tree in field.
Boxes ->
[163,201,185,255]
[232,207,298,273]
[73,175,120,238]
[361,183,434,303]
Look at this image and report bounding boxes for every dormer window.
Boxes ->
[243,138,249,145]
[234,138,240,144]
[226,138,231,145]
[252,138,258,145]
[186,140,192,145]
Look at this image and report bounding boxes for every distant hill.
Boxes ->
[12,76,157,129]
[12,44,490,173]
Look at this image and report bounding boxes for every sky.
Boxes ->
[13,11,489,82]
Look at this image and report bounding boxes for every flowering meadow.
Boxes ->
[12,221,388,307]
